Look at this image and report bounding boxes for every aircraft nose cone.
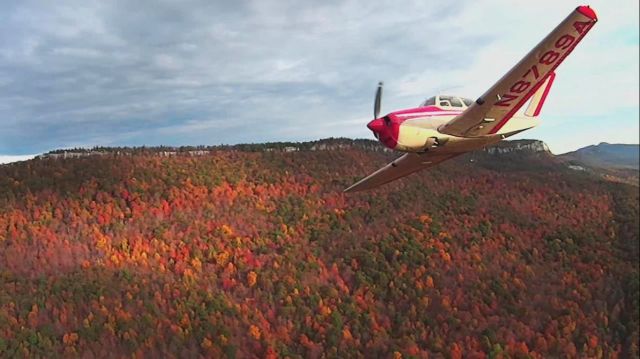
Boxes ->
[367,118,385,133]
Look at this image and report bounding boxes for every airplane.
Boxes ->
[345,5,597,193]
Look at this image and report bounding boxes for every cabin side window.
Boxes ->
[438,95,450,107]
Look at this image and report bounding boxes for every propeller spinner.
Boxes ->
[368,81,389,137]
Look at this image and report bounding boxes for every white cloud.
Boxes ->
[0,0,637,154]
[0,154,38,164]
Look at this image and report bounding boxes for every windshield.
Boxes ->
[421,96,436,107]
[423,96,473,107]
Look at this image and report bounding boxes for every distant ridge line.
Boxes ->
[38,138,552,160]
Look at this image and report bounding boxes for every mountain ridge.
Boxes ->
[0,137,638,357]
[15,138,633,186]
[0,138,555,163]
[3,139,636,166]
[559,142,639,170]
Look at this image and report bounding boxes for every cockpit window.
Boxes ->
[422,96,436,106]
[438,95,465,107]
[449,97,463,107]
[425,95,472,107]
[438,95,454,107]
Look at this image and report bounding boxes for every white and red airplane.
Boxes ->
[345,5,597,193]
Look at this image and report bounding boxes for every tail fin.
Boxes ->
[525,72,556,117]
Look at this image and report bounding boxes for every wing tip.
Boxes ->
[576,5,597,21]
[343,181,357,193]
[343,183,362,194]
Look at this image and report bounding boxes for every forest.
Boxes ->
[0,139,638,358]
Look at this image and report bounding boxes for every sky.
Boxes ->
[0,0,638,159]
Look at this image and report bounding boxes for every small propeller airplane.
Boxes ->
[345,5,597,193]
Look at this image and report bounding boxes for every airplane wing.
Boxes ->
[344,151,461,193]
[439,6,597,137]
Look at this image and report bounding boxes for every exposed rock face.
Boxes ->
[310,142,389,152]
[310,143,351,151]
[37,150,214,160]
[568,165,586,171]
[485,140,551,155]
[38,151,110,159]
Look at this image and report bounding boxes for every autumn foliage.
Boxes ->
[0,140,638,357]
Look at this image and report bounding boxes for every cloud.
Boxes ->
[0,154,38,164]
[0,0,637,154]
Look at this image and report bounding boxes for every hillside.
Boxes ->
[0,139,638,358]
[560,143,639,170]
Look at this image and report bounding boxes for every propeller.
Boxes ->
[374,81,383,119]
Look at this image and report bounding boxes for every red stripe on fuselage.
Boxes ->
[392,106,459,115]
[390,106,463,121]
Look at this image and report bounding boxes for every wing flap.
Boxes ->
[344,152,459,193]
[440,6,597,137]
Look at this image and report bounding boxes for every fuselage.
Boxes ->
[368,95,538,154]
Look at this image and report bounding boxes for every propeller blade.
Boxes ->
[374,81,383,119]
